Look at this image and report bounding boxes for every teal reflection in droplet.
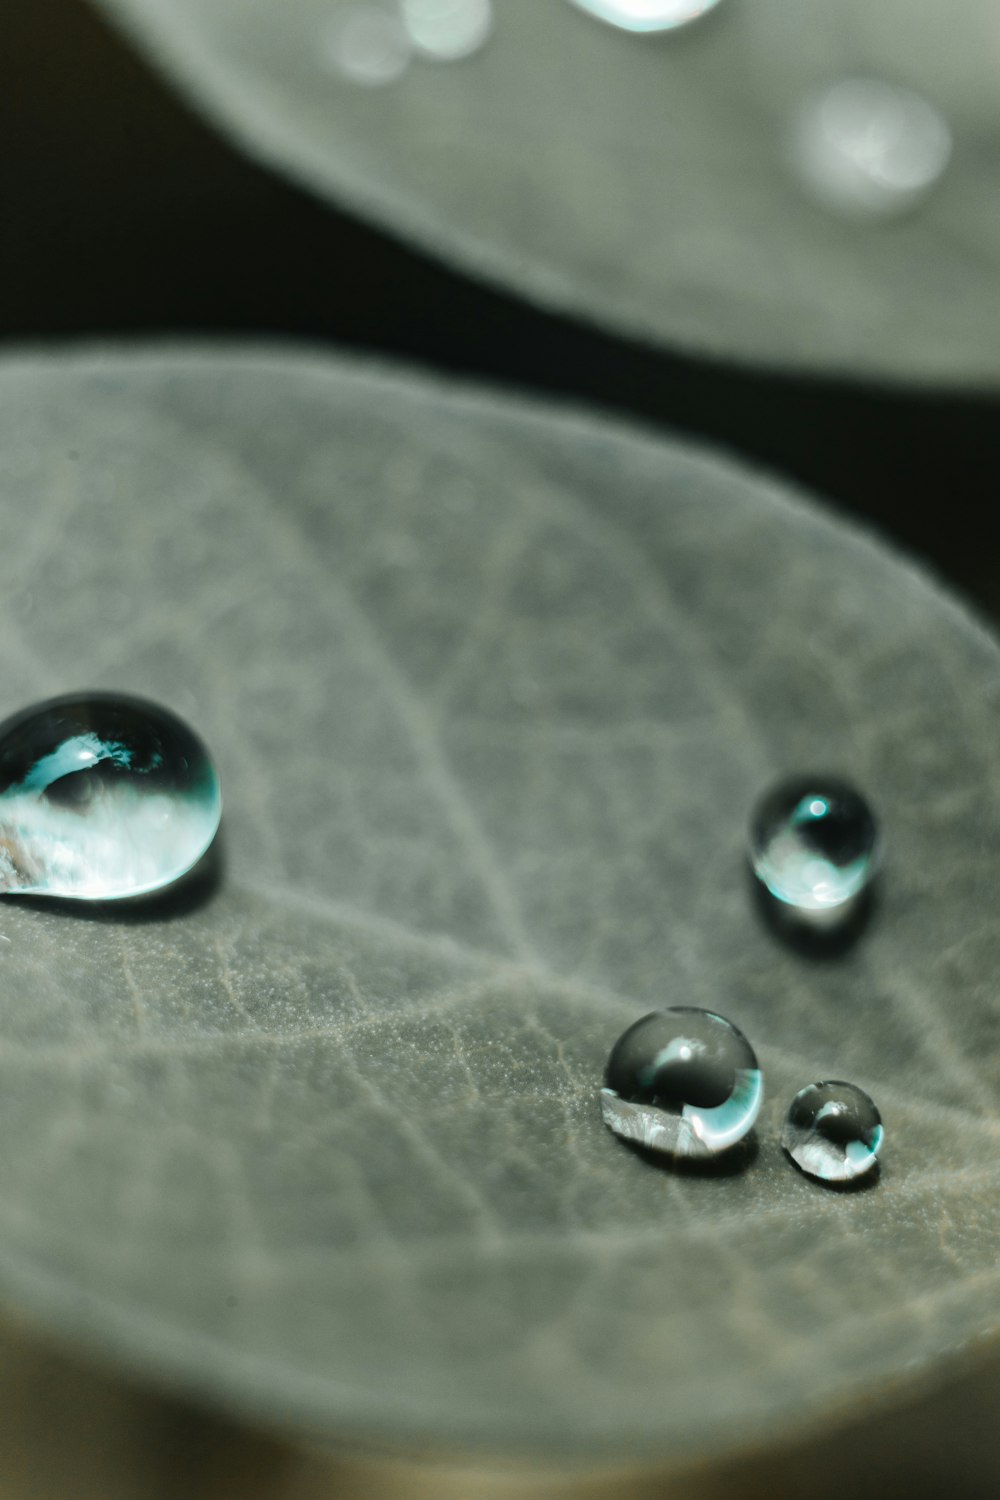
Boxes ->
[601,1007,762,1160]
[0,693,221,901]
[749,776,879,923]
[782,1081,883,1184]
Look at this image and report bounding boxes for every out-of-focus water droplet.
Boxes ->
[790,77,952,220]
[782,1080,883,1184]
[565,0,724,34]
[601,1007,762,1159]
[401,0,493,60]
[322,6,412,87]
[0,693,221,901]
[749,776,879,931]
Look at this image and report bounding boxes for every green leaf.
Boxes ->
[90,0,1000,385]
[1,347,1000,1468]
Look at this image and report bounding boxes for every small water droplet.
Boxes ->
[601,1007,762,1159]
[401,0,493,60]
[782,1080,883,1184]
[790,77,952,220]
[565,0,724,34]
[0,693,221,901]
[749,775,879,930]
[321,5,412,87]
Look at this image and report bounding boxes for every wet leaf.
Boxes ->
[90,0,1000,384]
[1,348,1000,1467]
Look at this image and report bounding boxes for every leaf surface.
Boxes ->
[90,0,1000,384]
[1,348,1000,1464]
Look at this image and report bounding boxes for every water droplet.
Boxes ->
[321,6,412,87]
[401,0,493,60]
[0,693,221,901]
[601,1007,762,1159]
[790,77,952,220]
[565,0,724,34]
[782,1080,883,1184]
[749,775,879,930]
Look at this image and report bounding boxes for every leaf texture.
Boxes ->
[90,0,1000,385]
[1,348,1000,1466]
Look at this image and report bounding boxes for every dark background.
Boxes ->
[4,0,998,618]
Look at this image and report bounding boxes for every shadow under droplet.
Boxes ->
[783,1147,882,1193]
[747,862,878,960]
[8,828,226,925]
[624,1130,760,1178]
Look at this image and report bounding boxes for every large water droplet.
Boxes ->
[601,1007,762,1159]
[790,77,952,220]
[565,0,724,34]
[782,1080,883,1184]
[749,775,879,930]
[0,693,221,901]
[401,0,493,60]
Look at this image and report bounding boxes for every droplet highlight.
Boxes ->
[321,6,412,87]
[790,77,952,220]
[782,1080,883,1184]
[749,775,879,930]
[565,0,724,34]
[0,693,221,901]
[601,1007,762,1159]
[401,0,493,60]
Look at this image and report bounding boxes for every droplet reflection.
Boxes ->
[602,1007,762,1160]
[791,77,952,220]
[0,693,221,901]
[749,775,879,934]
[565,0,725,34]
[782,1080,883,1184]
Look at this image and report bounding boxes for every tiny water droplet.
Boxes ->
[321,5,412,87]
[565,0,724,34]
[401,0,493,60]
[601,1007,762,1159]
[0,693,221,901]
[782,1080,883,1184]
[790,77,952,220]
[749,775,879,930]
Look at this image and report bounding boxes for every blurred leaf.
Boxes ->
[90,0,1000,384]
[1,349,1000,1471]
[0,1315,287,1500]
